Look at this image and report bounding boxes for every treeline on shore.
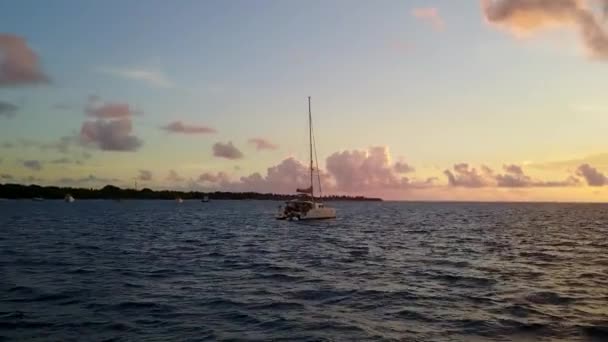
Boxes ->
[0,183,383,201]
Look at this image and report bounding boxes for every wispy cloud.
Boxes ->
[412,7,445,30]
[23,160,43,171]
[97,66,174,88]
[161,121,217,134]
[166,170,185,182]
[58,174,120,186]
[248,138,279,151]
[137,169,153,181]
[50,157,72,164]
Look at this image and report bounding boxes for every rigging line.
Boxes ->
[311,118,323,200]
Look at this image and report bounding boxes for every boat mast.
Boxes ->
[308,96,314,201]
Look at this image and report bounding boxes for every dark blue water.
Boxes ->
[1,200,607,341]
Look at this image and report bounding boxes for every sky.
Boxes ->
[2,0,608,201]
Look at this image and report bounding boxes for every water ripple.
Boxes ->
[0,200,607,341]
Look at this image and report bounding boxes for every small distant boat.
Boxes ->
[64,194,75,203]
[32,197,44,201]
[176,197,183,203]
[201,195,209,203]
[276,97,336,221]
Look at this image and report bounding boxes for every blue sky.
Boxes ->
[2,0,608,201]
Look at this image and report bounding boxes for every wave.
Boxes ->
[525,291,574,305]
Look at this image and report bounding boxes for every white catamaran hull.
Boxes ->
[300,207,336,220]
[276,206,336,220]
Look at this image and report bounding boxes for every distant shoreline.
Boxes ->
[0,183,383,202]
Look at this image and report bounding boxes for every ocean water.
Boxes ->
[0,200,607,342]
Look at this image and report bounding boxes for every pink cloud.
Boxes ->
[248,137,279,151]
[80,118,142,151]
[199,171,230,184]
[446,163,580,188]
[412,7,445,30]
[208,148,425,196]
[576,163,608,186]
[481,0,608,60]
[444,163,493,188]
[161,121,217,134]
[394,161,415,173]
[326,146,424,193]
[226,157,315,194]
[212,141,243,159]
[86,102,137,119]
[0,34,49,86]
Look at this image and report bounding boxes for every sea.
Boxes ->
[0,200,607,341]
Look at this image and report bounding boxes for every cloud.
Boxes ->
[57,174,120,186]
[412,7,445,30]
[42,136,79,154]
[166,170,185,182]
[326,146,425,193]
[223,158,314,193]
[213,141,243,159]
[50,157,72,164]
[0,34,49,86]
[211,148,426,195]
[98,66,174,88]
[0,101,18,118]
[85,103,140,119]
[198,171,231,184]
[496,164,579,187]
[444,163,493,187]
[394,161,415,173]
[481,0,608,60]
[137,169,153,181]
[161,121,216,134]
[445,163,579,188]
[5,136,81,155]
[80,118,143,151]
[23,160,42,171]
[248,137,279,151]
[576,163,608,185]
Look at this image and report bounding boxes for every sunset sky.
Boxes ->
[2,0,608,201]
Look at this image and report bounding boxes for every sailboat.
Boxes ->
[276,97,336,221]
[64,194,75,203]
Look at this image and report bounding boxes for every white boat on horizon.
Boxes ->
[276,97,336,221]
[64,194,75,203]
[176,197,184,203]
[201,195,209,203]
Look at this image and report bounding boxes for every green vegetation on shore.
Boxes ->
[0,183,383,201]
